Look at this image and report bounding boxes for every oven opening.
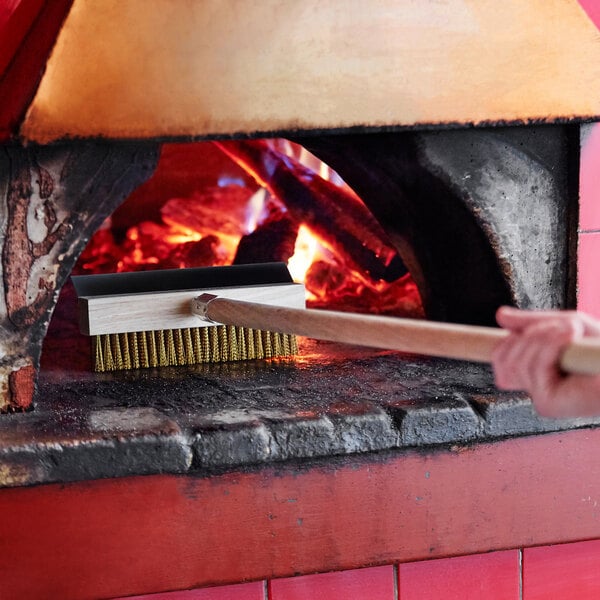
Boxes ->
[42,125,574,379]
[71,139,423,318]
[41,137,427,376]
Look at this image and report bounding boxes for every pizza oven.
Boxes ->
[2,2,600,598]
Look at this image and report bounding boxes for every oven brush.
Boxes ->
[74,263,600,375]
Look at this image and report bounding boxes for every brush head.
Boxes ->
[73,263,305,336]
[72,263,305,371]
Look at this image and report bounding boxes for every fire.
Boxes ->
[287,225,324,297]
[74,140,423,318]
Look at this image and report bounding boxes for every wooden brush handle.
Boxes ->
[192,295,600,376]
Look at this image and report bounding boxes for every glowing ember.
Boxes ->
[74,140,423,318]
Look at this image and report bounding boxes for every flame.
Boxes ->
[161,226,203,245]
[288,225,323,291]
[244,188,269,234]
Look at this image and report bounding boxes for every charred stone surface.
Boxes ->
[0,405,191,487]
[300,124,578,324]
[0,143,159,411]
[390,396,480,446]
[2,339,599,488]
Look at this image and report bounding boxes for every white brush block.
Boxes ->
[78,283,306,336]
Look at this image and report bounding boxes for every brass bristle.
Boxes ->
[93,336,105,372]
[165,329,178,365]
[289,333,299,355]
[121,333,132,370]
[272,332,282,356]
[236,327,248,360]
[253,328,264,359]
[92,326,299,372]
[138,331,149,368]
[110,333,123,370]
[156,330,168,366]
[227,325,239,361]
[246,328,256,360]
[210,327,221,362]
[262,330,273,359]
[147,331,158,367]
[197,327,209,363]
[182,328,194,366]
[102,334,114,371]
[129,331,140,369]
[281,332,291,356]
[218,325,229,362]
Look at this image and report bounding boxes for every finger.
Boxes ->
[496,306,598,338]
[545,374,600,417]
[496,306,572,333]
[501,320,577,413]
[517,323,567,396]
[526,321,578,394]
[491,318,578,391]
[501,332,542,391]
[491,335,528,390]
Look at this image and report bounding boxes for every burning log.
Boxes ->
[161,186,254,240]
[110,143,258,233]
[0,143,159,411]
[214,139,407,284]
[234,212,298,265]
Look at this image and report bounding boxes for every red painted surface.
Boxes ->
[0,0,73,140]
[119,581,265,600]
[578,0,600,31]
[577,232,600,318]
[0,0,44,77]
[523,540,600,600]
[269,566,394,600]
[399,550,520,600]
[579,123,600,232]
[3,429,600,598]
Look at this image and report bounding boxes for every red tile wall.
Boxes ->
[398,550,520,600]
[580,124,600,232]
[268,565,395,600]
[577,232,600,318]
[112,540,600,600]
[579,123,600,317]
[116,580,265,600]
[523,540,600,600]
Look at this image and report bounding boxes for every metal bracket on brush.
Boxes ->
[191,293,219,323]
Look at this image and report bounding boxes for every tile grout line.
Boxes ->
[519,549,524,600]
[394,563,400,600]
[264,579,270,600]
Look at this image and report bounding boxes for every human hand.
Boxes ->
[492,306,600,417]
